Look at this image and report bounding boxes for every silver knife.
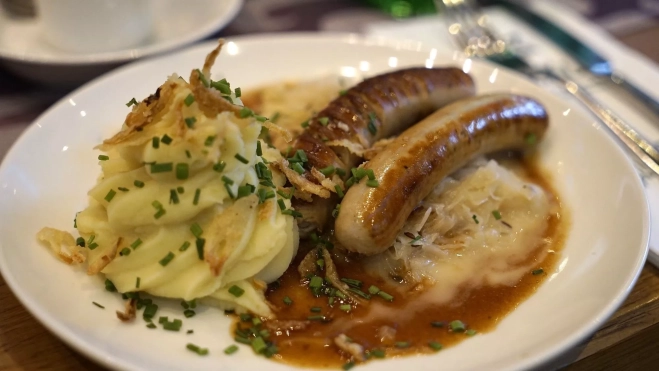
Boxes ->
[491,0,659,117]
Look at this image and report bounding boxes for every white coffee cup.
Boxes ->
[35,0,153,53]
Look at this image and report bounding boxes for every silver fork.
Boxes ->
[437,0,659,178]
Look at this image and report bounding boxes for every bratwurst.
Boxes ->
[291,67,476,234]
[334,93,549,255]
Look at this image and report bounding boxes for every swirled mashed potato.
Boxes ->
[38,43,298,317]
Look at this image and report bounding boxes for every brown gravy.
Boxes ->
[247,159,567,369]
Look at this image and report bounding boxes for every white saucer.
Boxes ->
[0,0,243,86]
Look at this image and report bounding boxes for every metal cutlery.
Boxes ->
[436,0,659,177]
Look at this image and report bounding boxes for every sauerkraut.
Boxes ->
[365,158,555,304]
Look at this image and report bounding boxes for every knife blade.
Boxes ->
[490,0,659,117]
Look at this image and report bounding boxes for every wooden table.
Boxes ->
[2,2,659,370]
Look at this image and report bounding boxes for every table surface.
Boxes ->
[2,1,659,370]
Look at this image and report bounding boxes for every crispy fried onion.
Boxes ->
[116,298,137,322]
[298,247,364,304]
[204,195,259,276]
[363,137,396,160]
[263,121,293,143]
[326,139,366,157]
[86,237,120,276]
[275,159,330,199]
[310,167,344,194]
[264,320,311,332]
[36,227,85,265]
[334,334,366,362]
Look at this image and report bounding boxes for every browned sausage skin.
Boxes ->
[295,67,476,172]
[334,94,549,255]
[290,67,476,235]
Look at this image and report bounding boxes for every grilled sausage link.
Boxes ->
[295,67,476,172]
[334,93,549,255]
[292,67,476,235]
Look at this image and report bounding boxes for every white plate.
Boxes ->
[0,33,650,371]
[0,0,242,86]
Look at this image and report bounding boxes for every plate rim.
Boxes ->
[0,32,650,371]
[0,0,243,66]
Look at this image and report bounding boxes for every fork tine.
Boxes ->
[438,1,471,51]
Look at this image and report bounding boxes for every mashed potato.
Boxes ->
[38,48,299,318]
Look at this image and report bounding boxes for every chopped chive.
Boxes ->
[307,315,328,322]
[237,184,254,199]
[366,179,379,188]
[154,208,166,219]
[204,136,216,147]
[134,180,145,188]
[184,117,196,128]
[126,98,138,107]
[213,161,226,173]
[300,120,310,128]
[92,301,105,309]
[187,329,194,334]
[525,133,537,145]
[184,310,195,318]
[224,183,235,199]
[340,304,351,312]
[281,209,303,218]
[271,112,280,123]
[196,69,210,87]
[87,241,99,250]
[135,277,141,289]
[152,200,163,209]
[119,247,131,256]
[252,317,262,326]
[179,241,191,252]
[370,349,385,358]
[367,112,377,135]
[348,287,371,299]
[159,252,175,266]
[291,162,305,174]
[472,215,479,224]
[98,154,109,161]
[184,94,195,106]
[492,210,502,220]
[276,190,292,199]
[332,204,341,218]
[177,187,184,194]
[224,345,239,355]
[429,341,443,351]
[190,223,203,238]
[150,162,173,173]
[152,136,160,149]
[193,188,201,205]
[240,313,252,322]
[211,80,231,94]
[143,303,158,320]
[181,300,189,309]
[104,279,116,292]
[196,238,205,259]
[186,343,208,355]
[76,237,85,247]
[449,320,466,332]
[251,336,267,353]
[335,168,346,177]
[169,189,180,204]
[104,189,117,203]
[235,336,251,345]
[318,117,329,126]
[228,285,245,297]
[395,341,410,348]
[296,150,308,163]
[377,291,394,301]
[158,316,168,324]
[310,307,322,313]
[431,321,444,328]
[340,278,362,288]
[163,319,183,332]
[239,107,253,118]
[256,141,263,156]
[234,153,249,164]
[255,115,268,122]
[157,135,172,147]
[339,89,348,96]
[118,187,129,192]
[221,176,234,186]
[532,268,544,275]
[316,259,324,269]
[368,285,380,295]
[319,165,335,177]
[309,276,323,289]
[342,361,355,370]
[466,329,477,336]
[234,87,242,98]
[277,199,286,211]
[146,323,157,329]
[283,296,293,306]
